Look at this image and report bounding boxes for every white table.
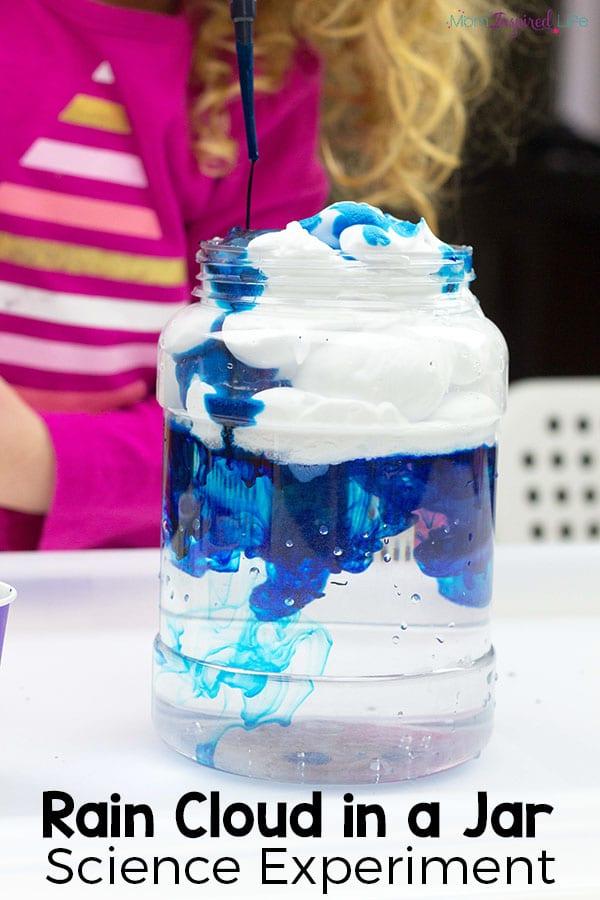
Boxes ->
[1,547,599,899]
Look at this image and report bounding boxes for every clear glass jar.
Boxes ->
[152,234,508,784]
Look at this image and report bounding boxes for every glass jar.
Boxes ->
[152,232,508,784]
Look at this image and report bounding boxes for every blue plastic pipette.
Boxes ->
[230,0,259,230]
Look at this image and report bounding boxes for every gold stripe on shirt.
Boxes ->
[59,94,131,134]
[0,232,186,287]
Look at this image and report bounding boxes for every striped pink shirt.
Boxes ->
[0,0,328,550]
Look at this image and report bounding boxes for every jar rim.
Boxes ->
[198,237,473,273]
[196,237,475,303]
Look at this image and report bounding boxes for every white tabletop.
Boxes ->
[1,546,599,899]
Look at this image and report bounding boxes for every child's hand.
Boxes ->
[0,378,55,515]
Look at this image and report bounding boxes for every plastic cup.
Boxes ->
[0,582,17,663]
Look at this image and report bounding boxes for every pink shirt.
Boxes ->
[0,0,328,550]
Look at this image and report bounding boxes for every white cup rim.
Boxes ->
[0,582,17,608]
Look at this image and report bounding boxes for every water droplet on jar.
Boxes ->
[383,553,391,563]
[249,566,260,576]
[369,758,381,772]
[436,636,444,644]
[411,592,421,603]
[333,547,343,557]
[362,531,370,539]
[284,597,295,607]
[319,525,329,536]
[392,634,400,644]
[448,621,455,628]
[383,537,390,545]
[285,539,294,548]
[183,593,190,603]
[226,362,234,370]
[400,622,408,631]
[169,590,175,601]
[364,550,372,558]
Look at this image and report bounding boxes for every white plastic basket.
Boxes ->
[496,378,600,543]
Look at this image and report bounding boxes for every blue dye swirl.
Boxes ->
[299,202,472,286]
[202,231,266,309]
[385,215,420,238]
[159,420,495,763]
[362,225,391,247]
[300,201,391,249]
[164,418,496,615]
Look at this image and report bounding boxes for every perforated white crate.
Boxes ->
[496,378,600,543]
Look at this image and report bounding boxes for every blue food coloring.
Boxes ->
[362,225,391,246]
[159,420,495,760]
[328,202,390,239]
[175,235,288,425]
[298,204,472,293]
[438,244,473,294]
[385,215,420,238]
[174,339,285,428]
[164,419,496,615]
[300,202,391,249]
[299,213,322,233]
[202,231,267,309]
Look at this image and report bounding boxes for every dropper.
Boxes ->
[229,0,259,231]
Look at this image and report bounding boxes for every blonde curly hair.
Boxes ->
[189,1,506,226]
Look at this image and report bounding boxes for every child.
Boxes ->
[0,0,498,550]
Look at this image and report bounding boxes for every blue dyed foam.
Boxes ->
[438,244,473,293]
[296,204,471,290]
[362,225,391,246]
[174,335,288,428]
[299,213,322,233]
[385,215,420,238]
[329,202,390,238]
